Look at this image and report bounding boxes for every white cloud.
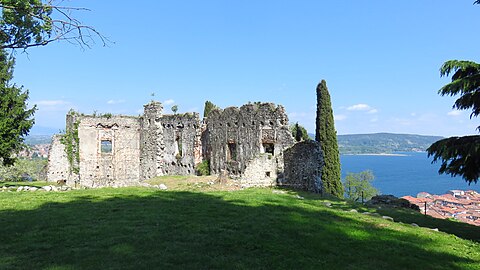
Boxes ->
[334,114,347,121]
[346,103,378,115]
[447,110,462,117]
[347,103,372,111]
[163,99,175,106]
[35,100,69,106]
[107,99,125,105]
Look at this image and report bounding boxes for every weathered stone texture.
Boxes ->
[46,135,70,183]
[76,115,141,187]
[207,103,295,181]
[158,113,200,176]
[140,102,164,180]
[282,140,324,192]
[241,154,277,187]
[48,100,324,191]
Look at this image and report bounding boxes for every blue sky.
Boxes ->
[11,1,480,136]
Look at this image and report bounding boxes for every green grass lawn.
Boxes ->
[0,187,479,269]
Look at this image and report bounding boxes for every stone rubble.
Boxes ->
[382,216,394,222]
[0,185,73,192]
[323,202,332,207]
[1,182,173,192]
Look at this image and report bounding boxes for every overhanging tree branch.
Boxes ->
[428,136,480,184]
[429,59,480,184]
[0,0,110,50]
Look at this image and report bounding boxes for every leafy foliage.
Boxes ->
[344,170,378,202]
[290,122,309,142]
[0,0,107,49]
[60,119,80,174]
[195,160,210,176]
[315,80,344,197]
[0,50,35,165]
[428,60,480,184]
[439,60,480,126]
[428,136,480,184]
[171,105,178,114]
[0,157,47,181]
[203,100,219,118]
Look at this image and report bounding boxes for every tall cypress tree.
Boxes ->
[203,101,219,118]
[315,80,343,198]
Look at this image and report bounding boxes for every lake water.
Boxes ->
[340,152,480,197]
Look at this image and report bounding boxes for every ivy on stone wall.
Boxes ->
[60,120,80,175]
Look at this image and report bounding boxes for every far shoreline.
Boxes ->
[341,153,411,157]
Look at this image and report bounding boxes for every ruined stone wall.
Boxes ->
[158,113,201,175]
[241,154,277,187]
[140,102,164,180]
[282,140,324,192]
[207,103,295,181]
[46,135,70,183]
[76,115,141,187]
[47,100,323,190]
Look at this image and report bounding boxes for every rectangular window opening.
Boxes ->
[175,134,183,157]
[101,140,112,153]
[228,142,237,161]
[263,143,274,155]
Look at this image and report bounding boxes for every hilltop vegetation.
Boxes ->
[24,135,52,146]
[337,133,444,154]
[0,185,479,269]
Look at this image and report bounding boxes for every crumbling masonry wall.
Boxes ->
[140,101,201,179]
[75,115,141,187]
[282,140,324,192]
[206,103,295,186]
[157,113,201,176]
[46,135,70,183]
[140,102,164,180]
[47,100,323,191]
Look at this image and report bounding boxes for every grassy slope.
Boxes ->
[0,187,479,270]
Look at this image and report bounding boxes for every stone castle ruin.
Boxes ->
[47,101,324,192]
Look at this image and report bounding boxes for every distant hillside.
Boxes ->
[24,135,52,146]
[307,132,444,154]
[27,132,442,154]
[337,133,443,154]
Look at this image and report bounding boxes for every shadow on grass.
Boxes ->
[277,187,480,243]
[374,206,480,242]
[0,190,478,270]
[0,181,50,188]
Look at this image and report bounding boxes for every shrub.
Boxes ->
[196,160,210,176]
[344,170,378,202]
